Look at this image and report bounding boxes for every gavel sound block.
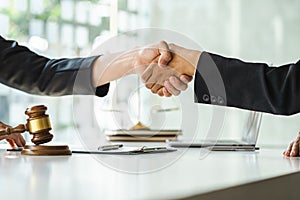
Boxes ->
[0,105,71,156]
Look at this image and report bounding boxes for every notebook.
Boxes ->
[167,111,262,150]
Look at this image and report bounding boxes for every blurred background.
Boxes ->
[0,0,299,147]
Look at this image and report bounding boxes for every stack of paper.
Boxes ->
[105,129,182,142]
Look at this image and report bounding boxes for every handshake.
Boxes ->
[0,40,203,149]
[92,41,202,97]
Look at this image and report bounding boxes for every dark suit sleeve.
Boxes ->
[194,52,300,115]
[0,36,109,97]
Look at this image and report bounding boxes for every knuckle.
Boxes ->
[138,48,145,56]
[159,40,167,45]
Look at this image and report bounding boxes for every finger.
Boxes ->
[157,88,164,97]
[145,64,164,88]
[13,136,23,147]
[157,87,172,97]
[141,63,155,83]
[151,84,164,94]
[158,41,172,67]
[169,76,188,91]
[164,80,180,96]
[143,62,159,86]
[283,142,293,156]
[297,131,300,140]
[290,141,300,157]
[283,142,294,157]
[10,134,25,147]
[6,139,16,149]
[180,75,193,84]
[163,87,172,97]
[21,137,26,146]
[146,82,155,90]
[19,135,26,146]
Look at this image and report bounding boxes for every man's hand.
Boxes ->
[158,75,193,97]
[92,41,172,87]
[134,41,172,74]
[283,132,300,157]
[0,121,26,148]
[141,43,201,96]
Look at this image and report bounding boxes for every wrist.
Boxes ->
[188,50,202,75]
[170,50,202,77]
[92,51,134,87]
[128,49,140,75]
[116,50,136,75]
[168,43,201,77]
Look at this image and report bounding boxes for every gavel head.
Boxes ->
[25,105,53,145]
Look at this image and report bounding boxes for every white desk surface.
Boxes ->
[0,145,299,200]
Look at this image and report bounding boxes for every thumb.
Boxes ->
[157,41,172,67]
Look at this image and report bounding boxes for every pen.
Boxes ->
[139,146,177,153]
[141,147,168,153]
[98,144,123,151]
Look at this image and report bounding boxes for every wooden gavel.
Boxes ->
[0,105,53,145]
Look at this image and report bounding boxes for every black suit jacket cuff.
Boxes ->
[73,56,110,97]
[194,52,227,106]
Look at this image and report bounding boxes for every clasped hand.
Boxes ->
[138,42,200,97]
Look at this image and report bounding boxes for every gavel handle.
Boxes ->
[0,124,27,137]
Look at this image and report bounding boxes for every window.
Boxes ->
[0,0,138,145]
